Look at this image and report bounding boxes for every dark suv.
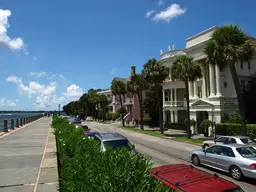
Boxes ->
[94,133,137,154]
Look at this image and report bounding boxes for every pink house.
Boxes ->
[109,66,149,121]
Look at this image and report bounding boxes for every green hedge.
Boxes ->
[165,123,187,130]
[137,118,152,126]
[216,123,256,138]
[52,115,169,192]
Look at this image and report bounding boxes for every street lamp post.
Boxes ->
[58,104,61,116]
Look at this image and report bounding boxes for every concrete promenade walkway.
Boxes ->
[0,117,58,192]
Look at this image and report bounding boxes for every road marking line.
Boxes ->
[33,125,50,192]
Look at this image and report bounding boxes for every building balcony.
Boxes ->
[160,49,185,60]
[163,100,186,108]
[123,98,134,106]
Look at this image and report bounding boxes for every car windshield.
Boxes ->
[222,187,244,192]
[103,140,132,150]
[236,147,256,158]
[240,138,254,144]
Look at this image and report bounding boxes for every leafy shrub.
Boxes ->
[52,115,168,192]
[137,118,152,125]
[184,119,196,127]
[165,123,186,130]
[200,119,212,132]
[216,123,256,138]
[221,112,243,124]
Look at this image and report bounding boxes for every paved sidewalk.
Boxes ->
[0,117,58,192]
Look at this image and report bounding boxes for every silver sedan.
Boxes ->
[189,144,256,180]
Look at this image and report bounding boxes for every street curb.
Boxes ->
[118,126,203,147]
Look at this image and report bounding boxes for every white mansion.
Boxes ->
[161,26,256,135]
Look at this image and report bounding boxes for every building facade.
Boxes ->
[106,66,147,121]
[161,26,256,135]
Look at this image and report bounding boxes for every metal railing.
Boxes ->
[0,114,43,132]
[164,100,186,107]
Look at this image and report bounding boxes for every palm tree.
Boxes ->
[171,55,202,139]
[204,25,255,136]
[142,58,169,134]
[111,79,127,126]
[127,74,147,130]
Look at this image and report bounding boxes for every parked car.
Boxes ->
[82,125,91,134]
[151,164,243,192]
[202,136,256,149]
[86,116,93,121]
[71,118,82,124]
[86,132,100,139]
[94,133,137,154]
[189,144,256,180]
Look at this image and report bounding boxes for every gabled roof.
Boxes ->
[191,99,213,106]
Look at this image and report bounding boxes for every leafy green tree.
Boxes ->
[143,86,159,124]
[142,58,169,134]
[98,94,108,120]
[204,25,255,136]
[111,79,127,126]
[171,55,202,139]
[127,74,147,130]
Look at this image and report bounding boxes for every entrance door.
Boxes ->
[196,111,209,134]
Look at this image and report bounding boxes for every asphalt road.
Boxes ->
[86,121,256,192]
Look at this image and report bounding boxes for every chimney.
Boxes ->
[131,66,136,75]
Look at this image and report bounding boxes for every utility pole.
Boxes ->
[58,104,61,116]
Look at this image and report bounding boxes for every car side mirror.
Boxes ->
[132,144,135,149]
[89,128,91,131]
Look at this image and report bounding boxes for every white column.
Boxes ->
[193,81,198,98]
[174,111,178,123]
[174,88,177,106]
[162,89,165,103]
[171,111,174,122]
[215,65,222,96]
[209,64,215,97]
[189,82,193,99]
[170,88,173,106]
[202,65,206,98]
[163,110,166,124]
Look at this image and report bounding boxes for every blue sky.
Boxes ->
[0,0,255,110]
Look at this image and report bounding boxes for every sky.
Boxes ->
[0,0,255,111]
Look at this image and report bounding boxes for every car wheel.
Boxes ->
[229,166,243,180]
[192,155,200,166]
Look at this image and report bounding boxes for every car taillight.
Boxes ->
[249,163,256,168]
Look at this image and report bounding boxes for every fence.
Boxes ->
[0,114,43,132]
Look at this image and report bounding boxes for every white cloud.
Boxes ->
[146,10,155,18]
[6,75,22,83]
[64,84,84,101]
[152,4,186,23]
[110,68,117,75]
[0,9,26,52]
[34,94,66,108]
[6,74,83,109]
[30,71,55,79]
[158,0,166,6]
[6,74,57,97]
[0,99,16,107]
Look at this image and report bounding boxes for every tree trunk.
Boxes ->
[156,86,164,134]
[229,64,247,136]
[119,95,125,127]
[185,80,191,139]
[138,90,144,130]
